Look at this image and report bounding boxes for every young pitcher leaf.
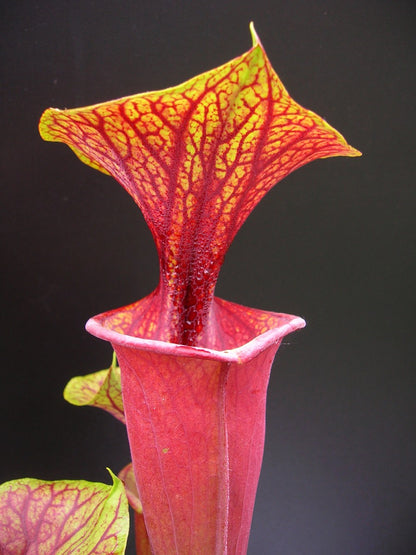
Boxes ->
[39,23,360,346]
[118,463,142,513]
[0,469,129,554]
[118,464,151,555]
[64,353,125,423]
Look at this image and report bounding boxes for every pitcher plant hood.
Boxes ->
[39,23,360,347]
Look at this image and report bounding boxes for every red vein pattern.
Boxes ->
[0,472,129,554]
[39,26,360,346]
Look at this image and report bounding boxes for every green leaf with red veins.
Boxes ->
[64,353,125,424]
[0,469,129,554]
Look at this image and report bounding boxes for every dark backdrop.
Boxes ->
[1,1,415,554]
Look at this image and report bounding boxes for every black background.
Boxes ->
[1,1,415,554]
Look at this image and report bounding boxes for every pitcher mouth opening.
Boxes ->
[86,295,306,363]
